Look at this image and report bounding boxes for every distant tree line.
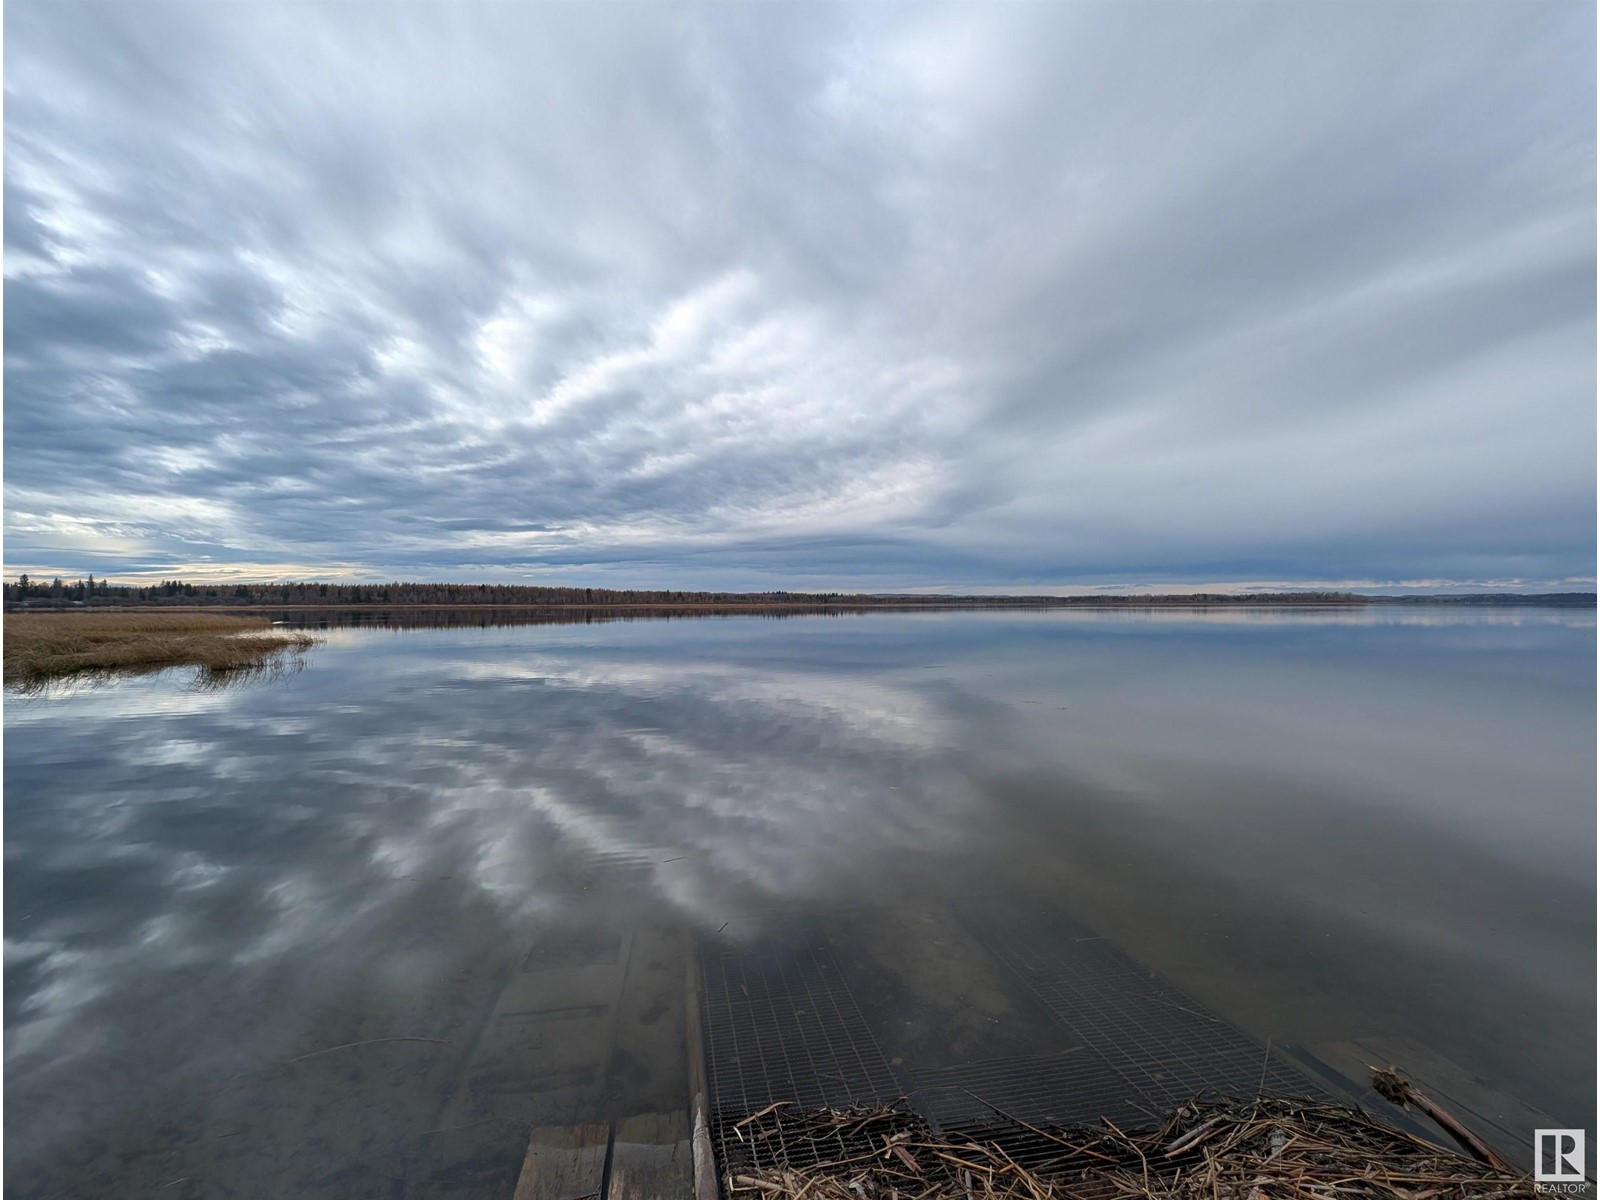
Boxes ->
[4,576,1378,608]
[7,576,1588,611]
[6,573,118,603]
[1371,592,1596,606]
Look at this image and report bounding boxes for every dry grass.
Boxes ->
[723,1099,1535,1200]
[4,611,319,690]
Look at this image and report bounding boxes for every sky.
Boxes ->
[4,1,1595,594]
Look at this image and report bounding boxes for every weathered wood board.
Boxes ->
[513,1124,611,1200]
[608,1112,692,1200]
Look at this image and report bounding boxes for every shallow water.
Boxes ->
[5,607,1594,1195]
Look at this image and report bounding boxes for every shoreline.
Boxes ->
[6,594,1593,615]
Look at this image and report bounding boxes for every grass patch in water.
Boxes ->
[5,612,319,689]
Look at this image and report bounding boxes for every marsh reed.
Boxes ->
[5,611,318,689]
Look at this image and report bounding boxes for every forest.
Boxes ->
[3,575,1384,608]
[7,575,1592,610]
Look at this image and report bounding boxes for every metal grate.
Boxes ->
[908,1052,1149,1133]
[699,927,903,1172]
[959,906,1311,1114]
[697,906,1320,1181]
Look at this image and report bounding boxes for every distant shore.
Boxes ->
[5,591,1594,614]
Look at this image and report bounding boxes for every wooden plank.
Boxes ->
[684,943,719,1200]
[609,1113,692,1200]
[513,1123,611,1200]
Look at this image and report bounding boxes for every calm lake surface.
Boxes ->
[5,607,1594,1196]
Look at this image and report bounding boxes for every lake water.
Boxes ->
[5,607,1594,1196]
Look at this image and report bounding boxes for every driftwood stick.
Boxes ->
[282,1036,447,1064]
[1370,1067,1516,1175]
[730,1175,789,1192]
[1163,1114,1225,1157]
[735,1101,795,1130]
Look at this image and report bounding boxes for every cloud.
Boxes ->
[4,1,1594,589]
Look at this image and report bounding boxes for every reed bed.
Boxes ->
[4,611,318,689]
[723,1098,1535,1200]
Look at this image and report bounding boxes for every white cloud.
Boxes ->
[3,0,1592,589]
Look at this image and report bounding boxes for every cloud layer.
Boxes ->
[5,1,1594,589]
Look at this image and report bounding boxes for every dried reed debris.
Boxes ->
[722,1097,1535,1200]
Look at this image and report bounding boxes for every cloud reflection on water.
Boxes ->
[5,642,982,1094]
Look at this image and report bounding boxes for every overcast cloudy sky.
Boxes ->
[5,1,1594,592]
